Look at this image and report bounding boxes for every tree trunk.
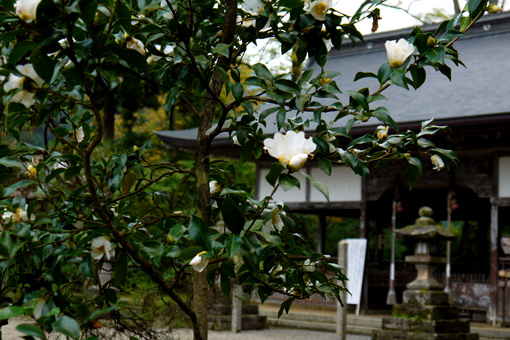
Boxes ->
[103,91,116,140]
[192,1,238,338]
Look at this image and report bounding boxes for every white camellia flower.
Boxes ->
[303,259,316,272]
[27,164,37,178]
[323,38,334,52]
[242,0,266,15]
[91,236,113,261]
[3,64,43,107]
[14,0,42,21]
[376,125,389,140]
[263,201,286,233]
[2,211,13,224]
[126,37,145,56]
[385,39,415,68]
[160,0,174,19]
[75,126,85,143]
[190,251,209,272]
[32,154,44,166]
[307,0,332,21]
[209,180,222,194]
[431,154,444,171]
[263,131,316,172]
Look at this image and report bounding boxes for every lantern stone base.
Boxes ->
[373,291,478,340]
[207,304,267,331]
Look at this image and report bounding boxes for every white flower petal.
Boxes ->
[385,39,415,68]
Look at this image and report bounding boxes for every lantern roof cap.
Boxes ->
[395,206,456,240]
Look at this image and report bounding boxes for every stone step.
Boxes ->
[266,317,377,336]
[259,308,382,328]
[260,306,510,340]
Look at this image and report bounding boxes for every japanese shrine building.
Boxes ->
[156,12,510,323]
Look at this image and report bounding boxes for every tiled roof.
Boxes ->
[155,12,510,147]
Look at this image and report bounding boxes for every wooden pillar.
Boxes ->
[336,240,348,340]
[489,198,499,325]
[360,179,368,312]
[317,214,327,254]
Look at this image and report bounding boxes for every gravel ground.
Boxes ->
[2,317,371,340]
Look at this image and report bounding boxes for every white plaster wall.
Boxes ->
[310,166,362,202]
[499,156,510,198]
[257,167,306,202]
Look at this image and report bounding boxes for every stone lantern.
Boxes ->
[395,206,455,291]
[374,207,479,340]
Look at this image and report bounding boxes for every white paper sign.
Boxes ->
[346,238,367,310]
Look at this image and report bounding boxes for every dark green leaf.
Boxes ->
[348,91,369,111]
[79,255,95,278]
[0,157,24,169]
[3,180,36,196]
[81,1,98,24]
[74,38,93,59]
[225,234,242,260]
[295,94,310,112]
[417,138,435,149]
[405,157,422,190]
[244,76,267,89]
[189,215,211,250]
[114,250,127,285]
[8,41,35,64]
[410,67,426,90]
[259,107,280,121]
[426,46,446,64]
[0,306,23,320]
[390,68,408,90]
[253,63,273,82]
[52,316,80,339]
[265,162,286,187]
[213,43,230,58]
[232,82,243,102]
[31,51,57,83]
[220,273,231,298]
[117,48,148,71]
[299,170,329,202]
[221,196,245,233]
[372,107,398,131]
[64,166,82,180]
[88,304,116,321]
[377,62,391,84]
[277,297,294,318]
[318,158,332,176]
[276,109,286,130]
[121,171,136,196]
[340,150,358,171]
[274,79,300,95]
[312,136,330,155]
[354,71,377,82]
[279,174,300,191]
[16,324,44,339]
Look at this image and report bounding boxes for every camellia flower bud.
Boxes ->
[209,180,222,194]
[488,4,503,13]
[376,125,389,140]
[385,39,415,68]
[190,251,209,272]
[126,37,146,56]
[307,0,332,21]
[431,154,444,171]
[427,36,436,48]
[14,0,42,21]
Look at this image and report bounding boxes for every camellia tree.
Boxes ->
[0,0,499,339]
